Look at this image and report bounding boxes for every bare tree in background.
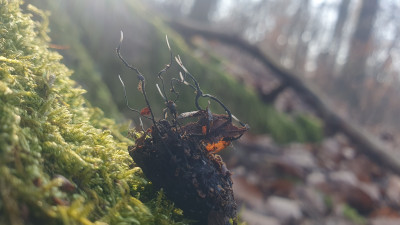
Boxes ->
[332,0,351,53]
[338,0,378,105]
[295,2,311,72]
[316,0,351,83]
[189,0,218,23]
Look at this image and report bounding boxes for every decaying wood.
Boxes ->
[167,19,400,176]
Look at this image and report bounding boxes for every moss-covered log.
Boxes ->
[0,1,186,224]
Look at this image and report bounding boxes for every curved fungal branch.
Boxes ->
[116,31,157,126]
[155,35,173,103]
[118,75,151,120]
[201,94,232,121]
[170,71,197,102]
[116,31,144,81]
[175,56,202,110]
[170,78,182,101]
[175,55,237,124]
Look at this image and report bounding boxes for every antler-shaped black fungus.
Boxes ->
[117,32,248,225]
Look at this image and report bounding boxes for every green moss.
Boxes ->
[0,1,186,224]
[25,0,122,119]
[323,195,333,210]
[294,114,323,143]
[342,204,367,224]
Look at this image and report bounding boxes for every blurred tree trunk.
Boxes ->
[262,0,291,61]
[189,0,217,23]
[328,0,351,72]
[292,0,310,72]
[278,1,309,71]
[339,0,378,104]
[316,0,350,86]
[333,0,351,45]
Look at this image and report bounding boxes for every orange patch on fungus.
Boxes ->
[202,126,207,135]
[205,139,231,153]
[140,107,151,116]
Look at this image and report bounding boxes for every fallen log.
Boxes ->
[167,19,400,176]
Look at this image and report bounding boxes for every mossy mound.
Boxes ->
[0,2,186,224]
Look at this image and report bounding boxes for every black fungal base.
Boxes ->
[129,120,237,225]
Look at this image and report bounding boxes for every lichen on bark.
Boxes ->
[0,1,186,224]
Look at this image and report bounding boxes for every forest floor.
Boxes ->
[224,122,400,225]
